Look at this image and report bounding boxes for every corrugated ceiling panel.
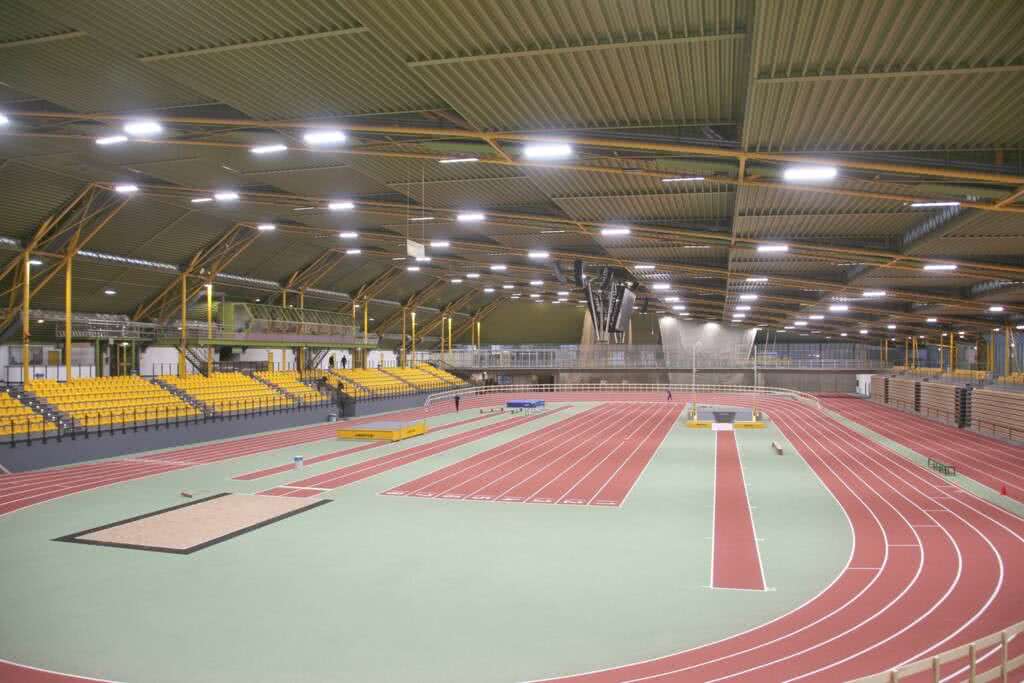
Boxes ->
[346,144,524,185]
[36,0,362,56]
[0,35,206,113]
[733,211,920,240]
[350,0,750,61]
[523,163,732,199]
[603,244,731,264]
[551,190,734,222]
[225,233,332,283]
[32,260,176,315]
[251,164,395,200]
[83,198,194,259]
[0,163,87,240]
[416,41,743,130]
[147,32,444,118]
[0,0,72,42]
[735,184,907,215]
[387,176,560,214]
[907,212,1024,258]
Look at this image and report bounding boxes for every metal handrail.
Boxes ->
[422,383,822,412]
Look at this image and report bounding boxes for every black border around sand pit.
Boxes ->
[53,493,331,554]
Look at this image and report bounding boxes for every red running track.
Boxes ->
[261,407,569,496]
[383,403,679,506]
[232,411,499,481]
[712,431,765,591]
[822,396,1024,503]
[541,396,1024,682]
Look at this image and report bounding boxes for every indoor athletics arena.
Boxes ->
[1,2,1023,682]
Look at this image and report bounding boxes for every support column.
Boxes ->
[951,331,957,372]
[401,309,407,368]
[22,255,30,383]
[1006,326,1012,377]
[179,275,187,378]
[298,290,305,372]
[65,249,73,381]
[448,316,453,355]
[476,320,481,350]
[362,302,368,370]
[411,310,416,365]
[206,283,213,376]
[94,339,101,378]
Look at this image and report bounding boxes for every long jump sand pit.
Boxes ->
[55,493,329,554]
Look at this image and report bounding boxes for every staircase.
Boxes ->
[419,363,461,386]
[246,371,300,403]
[328,371,374,397]
[7,385,73,429]
[149,377,212,414]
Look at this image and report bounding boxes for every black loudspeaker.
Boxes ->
[640,298,649,314]
[552,261,568,284]
[574,259,584,287]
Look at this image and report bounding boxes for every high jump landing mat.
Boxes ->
[337,420,427,442]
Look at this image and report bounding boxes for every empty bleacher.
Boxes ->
[996,372,1024,385]
[386,366,453,391]
[418,364,467,386]
[255,370,323,402]
[26,376,197,427]
[0,389,55,436]
[161,372,295,413]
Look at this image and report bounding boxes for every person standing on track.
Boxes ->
[666,388,672,401]
[454,395,461,412]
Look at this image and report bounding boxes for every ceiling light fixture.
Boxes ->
[736,305,751,311]
[415,256,431,262]
[923,263,958,271]
[910,201,961,208]
[406,266,420,272]
[345,249,361,255]
[114,184,138,194]
[214,191,239,201]
[250,144,287,155]
[782,165,838,182]
[450,278,463,284]
[757,244,789,253]
[104,289,116,295]
[927,317,938,323]
[409,216,435,222]
[328,200,355,211]
[438,157,479,164]
[652,283,671,290]
[429,241,450,248]
[528,251,549,259]
[634,264,656,270]
[303,130,347,146]
[746,276,768,282]
[661,176,704,183]
[829,304,849,312]
[809,314,825,320]
[457,212,485,222]
[522,142,573,159]
[490,264,506,271]
[96,135,128,146]
[338,231,358,239]
[123,120,163,137]
[863,290,887,297]
[739,294,758,301]
[989,305,1005,312]
[794,321,808,327]
[530,280,543,286]
[600,227,631,236]
[256,223,276,231]
[466,273,480,279]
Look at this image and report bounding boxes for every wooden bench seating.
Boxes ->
[970,388,1024,442]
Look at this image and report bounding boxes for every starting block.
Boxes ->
[771,441,784,455]
[337,420,427,442]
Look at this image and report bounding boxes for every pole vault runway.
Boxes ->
[0,393,1021,682]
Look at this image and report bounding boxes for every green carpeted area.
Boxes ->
[0,403,850,683]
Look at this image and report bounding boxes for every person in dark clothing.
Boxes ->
[340,355,347,369]
[667,389,672,401]
[328,355,335,370]
[454,395,461,412]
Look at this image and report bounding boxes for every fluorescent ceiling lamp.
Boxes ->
[809,314,825,320]
[910,201,960,208]
[784,326,794,330]
[887,324,897,329]
[27,259,43,267]
[757,244,789,253]
[528,251,549,259]
[502,284,514,289]
[840,332,848,337]
[862,290,886,297]
[457,212,485,222]
[557,291,569,296]
[328,201,355,211]
[994,327,1002,332]
[652,283,671,290]
[406,266,420,272]
[345,249,361,255]
[530,293,540,298]
[438,157,478,164]
[250,144,287,155]
[661,176,704,183]
[104,289,116,295]
[96,135,128,146]
[664,296,680,302]
[829,304,849,312]
[860,329,869,334]
[466,273,480,279]
[522,142,572,159]
[490,264,506,271]
[123,120,162,137]
[736,305,752,311]
[429,241,450,248]
[409,216,434,222]
[338,231,358,239]
[672,305,687,311]
[114,184,138,194]
[214,191,239,201]
[794,321,809,327]
[530,280,543,286]
[739,294,758,301]
[303,130,347,146]
[1017,325,1024,330]
[256,223,276,231]
[989,305,1005,312]
[927,317,938,323]
[634,264,656,270]
[922,263,958,271]
[746,276,768,282]
[732,314,746,319]
[484,288,496,293]
[782,165,838,182]
[0,113,9,125]
[450,278,463,283]
[415,256,431,262]
[191,197,213,204]
[600,227,631,236]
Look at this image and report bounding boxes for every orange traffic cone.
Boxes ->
[1000,484,1008,496]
